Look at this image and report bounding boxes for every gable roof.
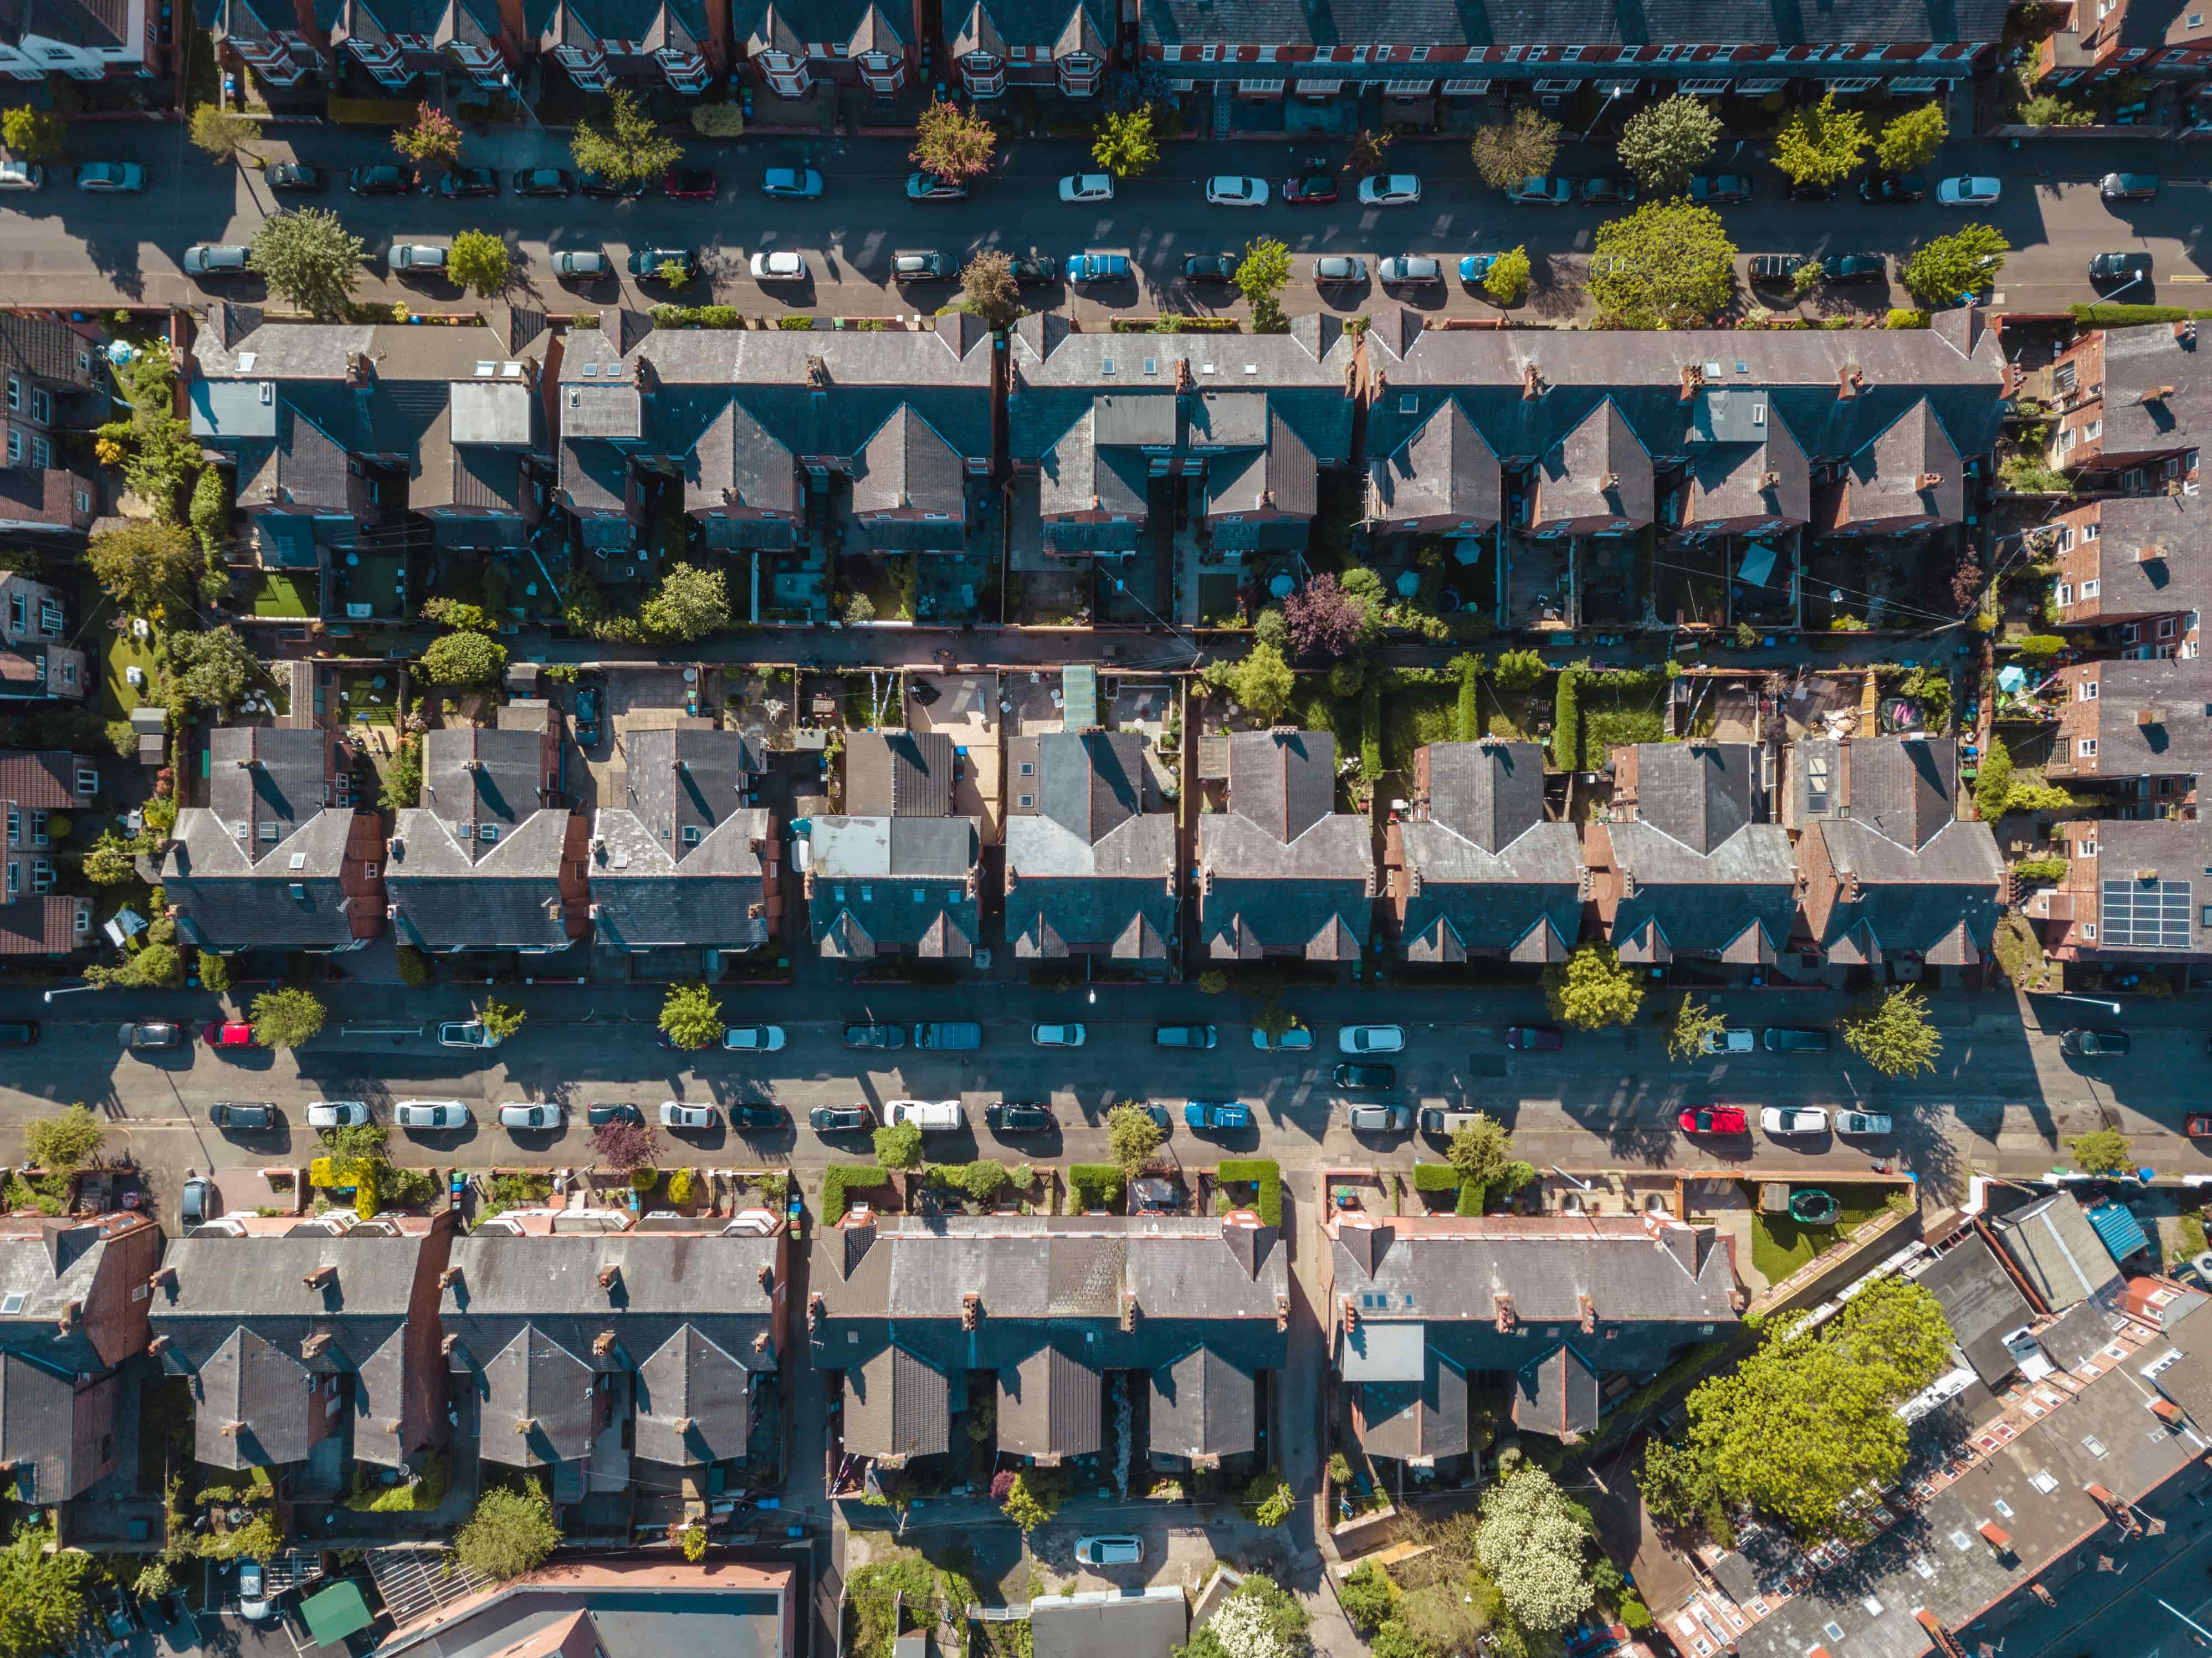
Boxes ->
[1005,731,1177,960]
[847,730,955,817]
[1197,730,1373,959]
[590,725,772,951]
[1136,0,2003,46]
[1397,741,1583,960]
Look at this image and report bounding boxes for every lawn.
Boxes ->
[335,667,401,725]
[246,571,315,618]
[1287,679,1359,758]
[101,616,160,722]
[1379,683,1458,771]
[1745,1183,1898,1282]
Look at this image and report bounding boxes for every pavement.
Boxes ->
[7,121,2206,320]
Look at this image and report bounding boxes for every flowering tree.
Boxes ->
[393,101,463,167]
[592,1119,660,1174]
[910,99,996,182]
[1476,1468,1596,1631]
[1189,1578,1311,1658]
[1282,573,1369,659]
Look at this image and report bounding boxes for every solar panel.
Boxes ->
[2101,878,2194,949]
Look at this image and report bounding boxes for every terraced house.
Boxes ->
[1005,726,1179,970]
[944,0,1109,100]
[0,749,96,954]
[2044,493,2206,659]
[1196,728,1374,964]
[734,0,916,95]
[798,730,981,964]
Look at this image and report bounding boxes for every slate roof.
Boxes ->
[1989,1192,2124,1314]
[1533,397,1655,533]
[1397,741,1582,963]
[1606,743,1798,963]
[845,1343,949,1462]
[386,721,574,954]
[2093,323,2212,458]
[806,795,981,959]
[2076,657,2212,776]
[946,0,1109,55]
[0,1350,102,1502]
[1136,0,2005,45]
[1005,731,1176,961]
[1359,1345,1471,1461]
[1682,388,1813,531]
[1903,1232,2035,1386]
[1825,398,1965,531]
[733,0,902,52]
[2069,495,2212,615]
[997,1340,1103,1460]
[1030,1591,1187,1658]
[1796,736,2005,964]
[590,725,772,951]
[847,730,955,817]
[0,1216,150,1376]
[1368,398,1504,531]
[1512,1343,1600,1437]
[1149,1345,1258,1461]
[634,1323,754,1467]
[2082,816,2212,955]
[0,315,102,391]
[1197,729,1373,961]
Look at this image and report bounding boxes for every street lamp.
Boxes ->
[2095,267,2148,309]
[2042,991,2123,1016]
[42,984,98,1005]
[1583,86,1621,140]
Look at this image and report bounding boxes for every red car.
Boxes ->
[1283,173,1339,204]
[2188,1114,2212,1137]
[1678,1106,1749,1135]
[661,168,720,201]
[202,1021,253,1048]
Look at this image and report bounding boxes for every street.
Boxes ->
[6,124,2206,318]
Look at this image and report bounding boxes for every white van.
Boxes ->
[885,1099,964,1132]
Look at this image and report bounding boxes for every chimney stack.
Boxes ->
[439,1266,462,1289]
[961,1291,980,1329]
[303,1264,336,1291]
[592,1330,616,1357]
[1522,361,1542,400]
[598,1263,620,1291]
[2140,385,2177,405]
[1494,1293,1517,1333]
[302,1331,332,1359]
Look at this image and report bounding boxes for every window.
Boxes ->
[6,377,17,412]
[2083,923,2098,939]
[28,388,49,423]
[2082,579,2101,597]
[1018,760,1035,776]
[74,766,94,796]
[2085,520,2101,540]
[2056,360,2078,392]
[2085,419,2104,440]
[2080,680,2099,700]
[2162,617,2178,638]
[72,491,88,515]
[2079,738,2100,758]
[59,663,73,688]
[8,593,21,634]
[2080,838,2098,857]
[362,862,378,879]
[2084,1434,2108,1456]
[38,600,60,632]
[5,863,15,897]
[682,825,702,846]
[30,437,49,470]
[7,432,20,465]
[71,905,87,934]
[28,811,43,846]
[2059,583,2075,605]
[2030,1470,2060,1493]
[2056,526,2074,551]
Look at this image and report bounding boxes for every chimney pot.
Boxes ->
[439,1266,462,1289]
[592,1330,616,1356]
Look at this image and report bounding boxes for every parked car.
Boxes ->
[2062,1027,2132,1057]
[2187,1114,2212,1138]
[761,167,823,198]
[387,243,448,277]
[587,1103,644,1127]
[845,1023,907,1050]
[184,244,251,277]
[1701,1028,1755,1054]
[1762,1027,1832,1052]
[202,1021,253,1048]
[730,1104,785,1131]
[306,1101,370,1129]
[723,1025,787,1052]
[1066,251,1130,284]
[1252,1025,1315,1051]
[76,162,144,192]
[578,170,651,198]
[439,1019,500,1049]
[810,1105,874,1132]
[1378,255,1444,286]
[662,167,719,201]
[436,166,499,198]
[1182,252,1238,281]
[891,250,954,282]
[2090,251,2152,286]
[1762,1106,1830,1136]
[1184,1101,1250,1132]
[1059,173,1114,202]
[120,1021,181,1051]
[1358,173,1421,206]
[209,1102,277,1130]
[265,162,322,192]
[2102,172,2160,201]
[0,161,42,191]
[349,165,412,195]
[1689,174,1753,204]
[913,1021,981,1050]
[1749,253,1806,284]
[1458,253,1500,284]
[749,248,808,282]
[905,171,967,200]
[1678,1106,1748,1134]
[0,1021,33,1047]
[236,1562,272,1622]
[985,1102,1053,1133]
[1936,175,2001,208]
[1338,1025,1405,1054]
[1836,1111,1893,1136]
[552,249,610,279]
[1206,175,1269,208]
[513,167,573,197]
[1785,178,1837,201]
[885,1099,964,1131]
[1031,1022,1086,1047]
[498,1103,565,1131]
[1821,252,1886,284]
[1858,173,1926,203]
[1578,176,1637,207]
[395,1101,470,1129]
[1504,1025,1564,1051]
[1283,173,1339,203]
[571,681,601,746]
[1334,1062,1395,1091]
[1348,1103,1411,1133]
[1077,1536,1143,1566]
[180,1176,212,1227]
[659,1100,718,1130]
[1007,254,1057,286]
[1155,1024,1217,1048]
[1420,1108,1479,1136]
[628,247,695,281]
[1314,254,1369,285]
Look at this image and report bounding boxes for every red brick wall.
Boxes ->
[2047,664,2103,778]
[81,1215,159,1370]
[1797,823,1840,946]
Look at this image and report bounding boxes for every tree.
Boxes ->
[1107,1102,1165,1173]
[2069,1128,2134,1176]
[447,230,511,298]
[88,520,197,611]
[592,1118,660,1174]
[911,98,997,183]
[1338,1562,1399,1635]
[199,953,233,992]
[1235,236,1293,334]
[1543,945,1643,1031]
[420,630,507,686]
[1182,1574,1309,1658]
[1770,92,1868,188]
[319,1118,391,1185]
[81,828,139,884]
[657,258,690,288]
[84,944,183,990]
[1974,732,2015,820]
[959,250,1020,329]
[1616,95,1722,192]
[1485,245,1532,306]
[570,87,682,185]
[167,626,258,713]
[392,101,462,167]
[250,209,366,316]
[1202,642,1294,723]
[251,987,326,1050]
[0,108,63,162]
[0,1522,93,1658]
[453,1485,560,1582]
[1588,198,1736,329]
[1242,1470,1294,1527]
[1638,1438,1724,1535]
[1667,995,1728,1062]
[1688,1275,1952,1537]
[1346,127,1392,175]
[1477,1468,1595,1632]
[874,1120,924,1169]
[1282,572,1369,659]
[1840,985,1942,1079]
[1255,1002,1298,1041]
[1901,224,2008,307]
[2018,94,2094,127]
[1000,1470,1063,1532]
[659,983,725,1049]
[1875,102,1948,171]
[954,1159,1012,1204]
[1470,108,1561,191]
[190,464,231,560]
[480,1000,526,1040]
[1092,105,1160,178]
[640,563,728,642]
[1445,1113,1533,1199]
[188,104,259,164]
[24,1105,105,1172]
[1493,649,1546,693]
[421,597,495,632]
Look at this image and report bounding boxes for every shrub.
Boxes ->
[1241,1469,1295,1527]
[1411,1164,1462,1193]
[668,1168,694,1205]
[630,1166,659,1193]
[874,1120,924,1169]
[1068,1164,1125,1211]
[2011,856,2068,882]
[1215,1158,1281,1226]
[691,103,745,136]
[198,953,233,993]
[395,945,433,987]
[822,1164,889,1219]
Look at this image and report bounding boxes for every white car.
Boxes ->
[723,1025,786,1052]
[1252,1026,1316,1051]
[237,1559,272,1621]
[1206,175,1269,208]
[1338,1025,1406,1055]
[1358,173,1421,206]
[387,243,448,275]
[1059,173,1114,203]
[1836,1110,1894,1137]
[660,1100,718,1130]
[1937,175,2002,208]
[0,161,43,191]
[1701,1028,1756,1054]
[497,1103,565,1131]
[439,1020,500,1049]
[749,249,807,282]
[1031,1022,1087,1047]
[184,244,250,277]
[885,1099,964,1132]
[1760,1107,1830,1136]
[393,1101,470,1130]
[305,1101,370,1129]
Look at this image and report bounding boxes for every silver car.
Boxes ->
[1348,1103,1411,1133]
[306,1101,370,1129]
[552,249,609,278]
[387,243,448,275]
[1377,255,1443,286]
[185,244,250,277]
[497,1103,565,1132]
[393,1101,470,1130]
[1835,1110,1893,1137]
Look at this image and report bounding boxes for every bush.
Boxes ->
[822,1164,889,1219]
[198,953,232,993]
[1411,1164,1461,1193]
[421,631,506,686]
[874,1120,924,1169]
[649,304,741,329]
[1552,667,1584,771]
[453,1485,560,1581]
[1241,1468,1295,1527]
[1068,1164,1125,1211]
[691,102,745,135]
[1216,1158,1282,1226]
[668,1168,693,1205]
[24,1105,105,1173]
[1883,308,1930,329]
[395,945,433,987]
[2011,856,2068,882]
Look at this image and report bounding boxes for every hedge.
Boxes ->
[2068,303,2212,326]
[1216,1159,1282,1226]
[1108,315,1242,332]
[1411,1164,1461,1193]
[1068,1164,1124,1211]
[1455,662,1479,740]
[1455,1181,1486,1216]
[650,304,740,329]
[1552,667,1584,771]
[1360,683,1383,781]
[822,1163,889,1219]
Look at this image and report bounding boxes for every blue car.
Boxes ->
[1066,251,1131,285]
[1459,254,1498,284]
[572,684,600,748]
[1184,1101,1250,1132]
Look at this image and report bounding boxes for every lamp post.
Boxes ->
[1583,86,1621,140]
[42,984,99,1004]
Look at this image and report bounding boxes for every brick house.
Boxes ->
[1383,739,1583,964]
[800,731,981,962]
[2035,0,2212,95]
[2044,493,2204,658]
[733,0,918,97]
[2046,323,2208,490]
[2045,657,2212,811]
[0,571,85,702]
[1195,729,1374,963]
[0,750,95,954]
[944,0,1109,101]
[588,723,780,958]
[2029,816,2212,961]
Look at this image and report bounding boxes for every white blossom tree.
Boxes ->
[1208,1595,1294,1658]
[1476,1467,1597,1630]
[1187,1576,1311,1658]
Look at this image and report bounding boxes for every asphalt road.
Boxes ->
[5,124,2204,319]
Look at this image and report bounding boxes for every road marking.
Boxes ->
[2174,275,2211,283]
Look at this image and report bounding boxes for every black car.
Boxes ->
[209,1102,278,1130]
[1748,253,1806,285]
[1579,176,1637,207]
[266,162,324,193]
[843,1022,907,1050]
[1008,254,1056,286]
[119,1021,182,1051]
[436,167,498,198]
[985,1102,1053,1133]
[1785,179,1837,201]
[578,169,651,199]
[2090,250,2153,286]
[1182,252,1237,281]
[512,167,574,198]
[587,1102,644,1127]
[1821,252,1886,284]
[348,165,411,195]
[1334,1062,1395,1091]
[729,1104,785,1131]
[628,247,695,281]
[810,1106,873,1132]
[1858,173,1926,204]
[0,1020,37,1046]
